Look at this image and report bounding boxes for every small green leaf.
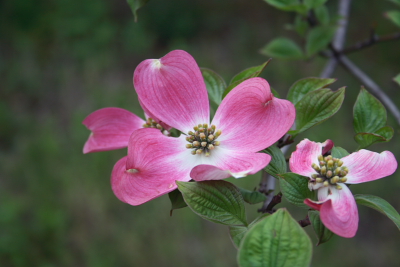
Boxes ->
[263,146,287,178]
[230,214,271,248]
[168,189,187,215]
[279,173,315,209]
[385,11,400,27]
[287,77,337,105]
[294,14,308,36]
[176,180,247,226]
[223,61,270,98]
[201,68,226,105]
[314,4,330,25]
[260,38,304,60]
[230,61,271,85]
[387,0,400,6]
[294,87,345,134]
[126,0,150,22]
[238,209,312,267]
[353,87,387,134]
[354,126,394,149]
[331,146,350,158]
[308,210,334,245]
[393,73,400,86]
[355,194,400,231]
[239,188,267,204]
[306,25,335,56]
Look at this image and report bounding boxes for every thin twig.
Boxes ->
[319,0,352,78]
[336,55,400,125]
[342,32,400,54]
[298,215,311,227]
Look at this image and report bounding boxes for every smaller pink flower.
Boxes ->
[289,139,397,238]
[82,107,170,154]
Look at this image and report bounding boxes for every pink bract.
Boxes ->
[112,50,296,206]
[290,138,397,238]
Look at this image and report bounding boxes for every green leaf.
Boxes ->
[331,146,350,158]
[306,25,335,56]
[293,87,345,134]
[271,87,281,98]
[230,61,271,85]
[263,0,308,13]
[263,146,287,178]
[386,11,400,27]
[314,4,330,25]
[201,68,226,105]
[294,14,308,36]
[238,209,312,267]
[176,180,247,226]
[287,77,337,105]
[279,173,315,209]
[230,214,271,248]
[168,189,187,215]
[354,126,394,149]
[355,194,400,231]
[260,38,304,60]
[126,0,150,22]
[222,61,270,98]
[308,210,334,245]
[393,73,400,86]
[353,87,387,134]
[239,188,267,204]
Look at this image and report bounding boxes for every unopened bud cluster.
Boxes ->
[310,155,348,190]
[143,118,169,136]
[186,124,221,157]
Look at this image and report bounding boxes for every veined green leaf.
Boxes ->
[260,38,304,60]
[306,25,335,56]
[168,189,187,215]
[308,210,334,245]
[201,68,226,105]
[287,77,337,105]
[177,180,247,226]
[385,10,400,27]
[263,146,287,178]
[331,146,350,158]
[279,173,315,209]
[238,209,312,267]
[355,194,400,231]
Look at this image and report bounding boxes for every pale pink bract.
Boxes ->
[289,138,397,238]
[112,50,296,206]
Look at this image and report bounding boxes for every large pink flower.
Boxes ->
[82,105,170,153]
[112,50,296,206]
[289,138,397,238]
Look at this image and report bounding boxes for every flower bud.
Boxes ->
[193,141,200,147]
[326,170,333,178]
[186,144,193,149]
[196,149,203,155]
[316,178,324,183]
[318,155,324,162]
[320,166,327,175]
[201,142,207,147]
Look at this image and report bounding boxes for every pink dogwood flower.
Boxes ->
[111,50,296,206]
[289,138,397,238]
[82,106,170,154]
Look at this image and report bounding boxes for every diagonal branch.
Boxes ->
[336,55,400,125]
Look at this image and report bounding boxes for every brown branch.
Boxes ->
[298,215,311,227]
[258,192,282,214]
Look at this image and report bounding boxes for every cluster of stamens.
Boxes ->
[310,155,349,190]
[186,124,221,157]
[143,118,169,136]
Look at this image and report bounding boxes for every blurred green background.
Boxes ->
[1,0,399,266]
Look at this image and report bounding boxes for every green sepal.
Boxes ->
[355,194,400,231]
[237,208,312,267]
[126,0,150,22]
[263,146,287,179]
[331,146,350,158]
[222,60,271,98]
[308,210,334,245]
[291,87,345,136]
[306,25,335,56]
[239,188,267,204]
[201,68,226,105]
[176,180,247,226]
[168,189,187,215]
[279,173,315,209]
[260,38,304,60]
[287,77,337,105]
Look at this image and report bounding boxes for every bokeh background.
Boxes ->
[1,0,399,266]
